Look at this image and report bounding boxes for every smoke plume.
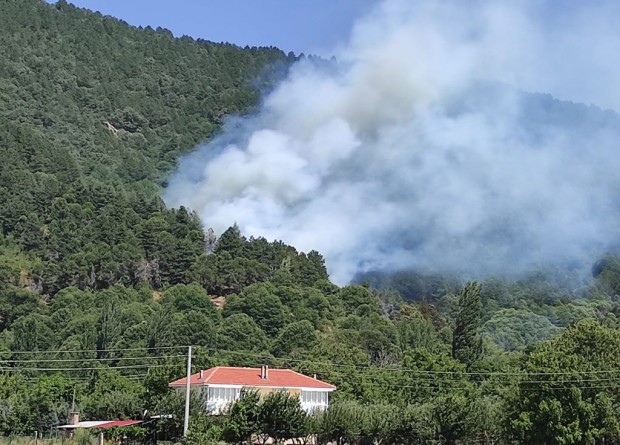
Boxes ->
[165,0,620,284]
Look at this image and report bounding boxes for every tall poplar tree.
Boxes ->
[452,281,482,367]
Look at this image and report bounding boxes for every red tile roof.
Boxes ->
[59,420,143,429]
[94,420,142,429]
[169,367,335,390]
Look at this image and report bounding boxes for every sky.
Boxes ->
[50,0,378,55]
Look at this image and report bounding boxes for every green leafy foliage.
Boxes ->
[223,389,308,445]
[257,391,307,444]
[508,320,620,444]
[222,390,261,445]
[483,308,561,350]
[3,1,620,444]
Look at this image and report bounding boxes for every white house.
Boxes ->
[169,365,336,415]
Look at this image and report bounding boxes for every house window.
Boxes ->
[301,391,328,405]
[207,387,241,402]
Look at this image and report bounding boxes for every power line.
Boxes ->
[297,366,620,392]
[6,350,620,393]
[0,363,178,372]
[183,347,620,392]
[4,345,188,355]
[194,346,620,377]
[22,374,149,382]
[5,344,620,383]
[1,343,611,378]
[0,354,186,364]
[333,365,620,386]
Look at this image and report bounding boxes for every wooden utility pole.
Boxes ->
[183,346,192,437]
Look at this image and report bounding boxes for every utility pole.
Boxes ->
[183,346,192,437]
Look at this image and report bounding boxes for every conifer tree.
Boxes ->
[452,281,482,367]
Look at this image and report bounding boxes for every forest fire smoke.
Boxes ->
[165,0,620,284]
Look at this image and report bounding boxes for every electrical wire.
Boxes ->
[4,345,620,392]
[193,345,620,377]
[4,345,189,355]
[4,344,618,378]
[0,354,186,364]
[0,363,178,372]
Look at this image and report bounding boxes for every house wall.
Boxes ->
[202,385,330,415]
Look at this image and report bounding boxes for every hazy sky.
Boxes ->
[50,0,378,55]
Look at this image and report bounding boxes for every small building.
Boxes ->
[59,412,143,431]
[58,419,143,429]
[169,365,336,414]
[58,412,143,444]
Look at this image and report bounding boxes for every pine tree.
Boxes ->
[452,281,482,367]
[214,224,245,255]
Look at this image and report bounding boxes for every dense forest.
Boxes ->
[3,1,620,444]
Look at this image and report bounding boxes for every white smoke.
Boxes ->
[164,0,620,284]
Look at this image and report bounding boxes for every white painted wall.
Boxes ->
[202,386,332,415]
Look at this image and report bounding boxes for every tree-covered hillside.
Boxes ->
[0,0,297,294]
[4,1,620,445]
[1,0,294,187]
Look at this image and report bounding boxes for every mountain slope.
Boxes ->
[0,0,297,294]
[0,0,294,188]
